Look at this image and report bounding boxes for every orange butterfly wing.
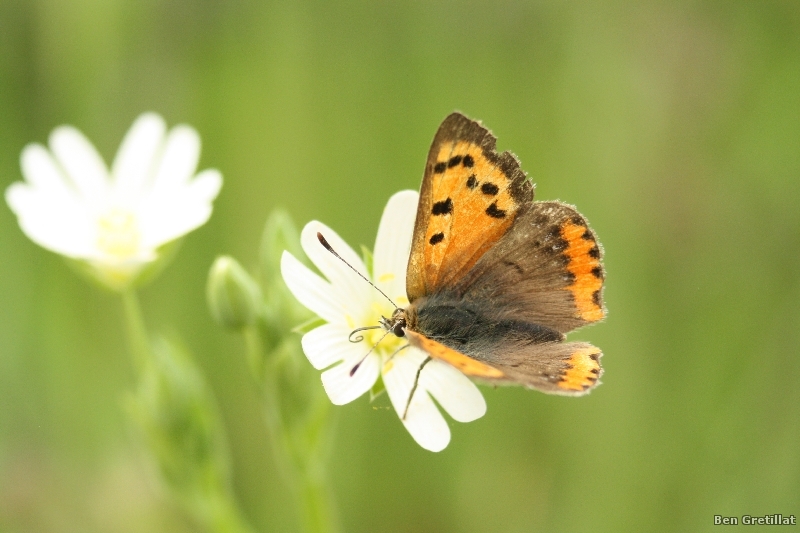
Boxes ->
[402,113,606,395]
[406,113,533,302]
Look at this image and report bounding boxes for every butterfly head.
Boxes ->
[380,307,410,338]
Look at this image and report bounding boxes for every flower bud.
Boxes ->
[207,256,261,330]
[260,209,303,285]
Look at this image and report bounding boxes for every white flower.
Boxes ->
[280,191,486,452]
[5,112,222,290]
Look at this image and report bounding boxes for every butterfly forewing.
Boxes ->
[406,113,532,302]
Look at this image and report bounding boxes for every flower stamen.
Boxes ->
[96,209,141,259]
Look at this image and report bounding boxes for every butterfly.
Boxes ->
[379,112,607,396]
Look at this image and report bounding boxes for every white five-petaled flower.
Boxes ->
[281,191,486,452]
[5,112,222,290]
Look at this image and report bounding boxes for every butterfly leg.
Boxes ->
[402,356,432,420]
[385,343,409,364]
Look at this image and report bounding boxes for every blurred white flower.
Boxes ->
[281,191,486,452]
[5,113,222,290]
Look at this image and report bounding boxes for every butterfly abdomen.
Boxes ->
[411,295,563,363]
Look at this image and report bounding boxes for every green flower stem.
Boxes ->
[121,289,151,375]
[122,290,255,533]
[207,493,258,533]
[243,325,340,533]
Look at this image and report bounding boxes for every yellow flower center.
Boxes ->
[96,209,141,259]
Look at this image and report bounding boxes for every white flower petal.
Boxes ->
[280,251,349,325]
[321,352,380,405]
[137,170,221,248]
[6,183,94,257]
[373,190,418,303]
[186,168,223,204]
[420,360,486,423]
[112,112,166,200]
[383,348,451,452]
[137,204,192,248]
[150,124,201,198]
[146,203,213,249]
[19,144,76,201]
[302,323,363,370]
[49,125,109,204]
[300,221,373,319]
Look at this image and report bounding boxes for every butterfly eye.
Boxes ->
[392,323,405,337]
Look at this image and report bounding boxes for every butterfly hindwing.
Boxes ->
[404,330,504,378]
[479,340,604,395]
[406,113,533,302]
[453,200,606,334]
[407,329,603,395]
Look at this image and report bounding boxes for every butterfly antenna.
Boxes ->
[317,232,399,310]
[350,329,392,376]
[348,325,382,343]
[402,356,432,420]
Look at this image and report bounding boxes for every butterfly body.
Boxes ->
[387,112,606,396]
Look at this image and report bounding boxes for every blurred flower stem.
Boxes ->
[207,209,341,533]
[122,288,255,533]
[244,324,339,533]
[121,289,150,374]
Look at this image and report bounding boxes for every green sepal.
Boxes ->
[370,374,386,401]
[292,316,327,335]
[63,238,183,293]
[360,245,374,277]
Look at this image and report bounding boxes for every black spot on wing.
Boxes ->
[431,198,453,216]
[429,232,445,245]
[433,162,447,173]
[462,154,474,167]
[481,182,499,196]
[466,175,478,189]
[589,246,601,259]
[501,259,524,275]
[582,230,594,240]
[591,266,603,279]
[485,202,507,218]
[592,289,602,307]
[448,155,462,167]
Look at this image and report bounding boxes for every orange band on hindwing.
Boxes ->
[405,330,505,378]
[557,346,603,392]
[560,220,605,322]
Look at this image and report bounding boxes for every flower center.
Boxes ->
[362,302,406,359]
[96,209,141,259]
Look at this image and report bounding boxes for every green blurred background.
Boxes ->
[1,1,799,531]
